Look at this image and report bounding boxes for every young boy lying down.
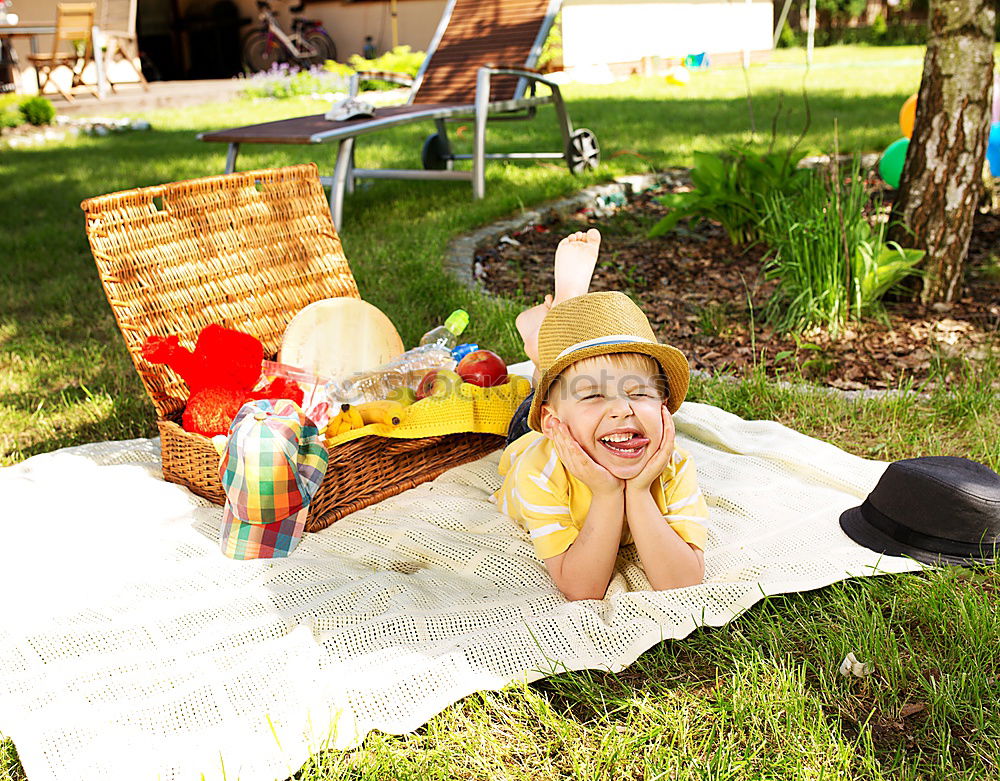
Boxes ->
[494,230,708,601]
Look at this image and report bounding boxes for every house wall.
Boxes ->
[561,0,774,68]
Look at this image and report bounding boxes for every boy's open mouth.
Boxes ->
[598,430,650,459]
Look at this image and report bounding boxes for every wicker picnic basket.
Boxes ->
[81,163,504,531]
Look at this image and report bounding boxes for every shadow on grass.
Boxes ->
[0,387,157,465]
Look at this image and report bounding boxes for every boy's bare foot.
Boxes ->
[553,228,601,305]
[516,228,599,372]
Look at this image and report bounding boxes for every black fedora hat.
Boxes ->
[839,456,1000,567]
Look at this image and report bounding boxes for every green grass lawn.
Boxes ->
[1,45,998,779]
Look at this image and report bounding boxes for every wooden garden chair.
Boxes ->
[97,0,149,91]
[28,3,99,102]
[198,0,600,227]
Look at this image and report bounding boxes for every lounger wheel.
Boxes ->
[421,133,452,170]
[566,128,600,175]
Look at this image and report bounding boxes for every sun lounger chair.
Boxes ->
[198,0,600,227]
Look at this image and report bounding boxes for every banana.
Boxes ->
[326,403,364,439]
[344,404,365,430]
[324,415,344,440]
[355,400,406,426]
[326,401,402,440]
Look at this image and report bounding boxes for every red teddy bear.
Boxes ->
[142,324,303,437]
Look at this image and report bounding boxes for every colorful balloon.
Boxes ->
[899,94,917,138]
[878,138,910,188]
[987,122,1000,178]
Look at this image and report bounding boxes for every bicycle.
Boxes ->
[241,0,337,73]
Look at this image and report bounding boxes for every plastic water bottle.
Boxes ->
[419,309,469,349]
[331,347,454,403]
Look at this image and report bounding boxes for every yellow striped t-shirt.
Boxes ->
[493,431,709,560]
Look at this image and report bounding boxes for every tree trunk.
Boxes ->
[887,0,995,305]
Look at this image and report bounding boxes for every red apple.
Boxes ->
[456,349,508,387]
[415,369,463,400]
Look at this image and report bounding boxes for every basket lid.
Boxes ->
[82,164,360,420]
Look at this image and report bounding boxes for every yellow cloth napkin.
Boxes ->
[326,375,532,447]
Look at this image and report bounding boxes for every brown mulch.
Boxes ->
[474,174,999,391]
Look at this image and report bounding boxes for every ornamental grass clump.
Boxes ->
[647,148,810,247]
[759,160,924,336]
[0,95,57,129]
[17,95,56,126]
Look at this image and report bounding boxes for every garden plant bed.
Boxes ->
[475,173,999,392]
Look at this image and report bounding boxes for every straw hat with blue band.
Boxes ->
[527,291,691,432]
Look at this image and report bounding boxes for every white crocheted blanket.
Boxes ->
[0,401,922,781]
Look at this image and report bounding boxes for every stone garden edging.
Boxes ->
[1,115,151,148]
[443,172,675,289]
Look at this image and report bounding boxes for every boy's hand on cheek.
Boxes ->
[545,418,624,497]
[627,405,676,494]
